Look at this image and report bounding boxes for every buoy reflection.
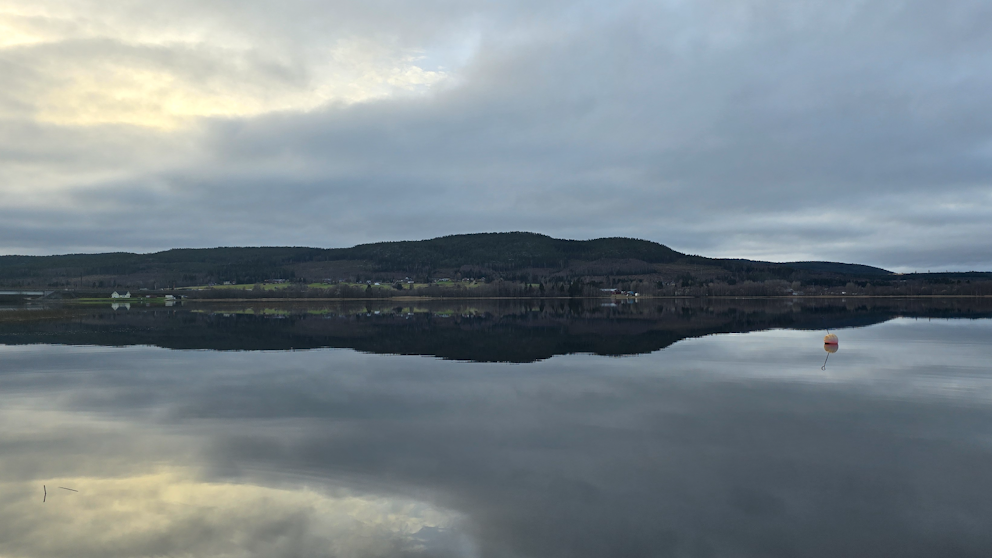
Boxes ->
[822,342,838,370]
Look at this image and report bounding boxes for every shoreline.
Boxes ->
[41,294,992,304]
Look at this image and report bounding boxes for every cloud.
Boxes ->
[0,1,455,128]
[1,0,992,269]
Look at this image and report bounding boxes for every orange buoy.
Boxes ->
[823,333,838,345]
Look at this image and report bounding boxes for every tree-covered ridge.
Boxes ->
[779,261,892,276]
[0,233,685,283]
[0,247,319,284]
[331,232,684,271]
[16,232,992,296]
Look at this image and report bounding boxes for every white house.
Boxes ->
[111,291,131,299]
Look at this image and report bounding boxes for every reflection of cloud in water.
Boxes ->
[667,320,992,402]
[1,468,465,558]
[2,319,992,557]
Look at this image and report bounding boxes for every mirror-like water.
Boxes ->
[2,300,991,557]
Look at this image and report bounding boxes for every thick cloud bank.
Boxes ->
[1,0,991,270]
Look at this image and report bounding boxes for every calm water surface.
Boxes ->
[1,300,991,557]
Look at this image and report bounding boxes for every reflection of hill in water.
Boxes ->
[3,298,992,362]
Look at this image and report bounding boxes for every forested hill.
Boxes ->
[779,261,892,276]
[0,233,681,281]
[0,231,917,290]
[332,233,683,269]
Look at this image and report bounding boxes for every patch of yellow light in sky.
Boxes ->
[0,5,450,129]
[34,51,447,129]
[38,66,278,130]
[0,11,65,47]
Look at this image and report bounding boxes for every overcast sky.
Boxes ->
[1,0,990,271]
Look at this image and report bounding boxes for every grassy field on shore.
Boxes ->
[178,279,485,292]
